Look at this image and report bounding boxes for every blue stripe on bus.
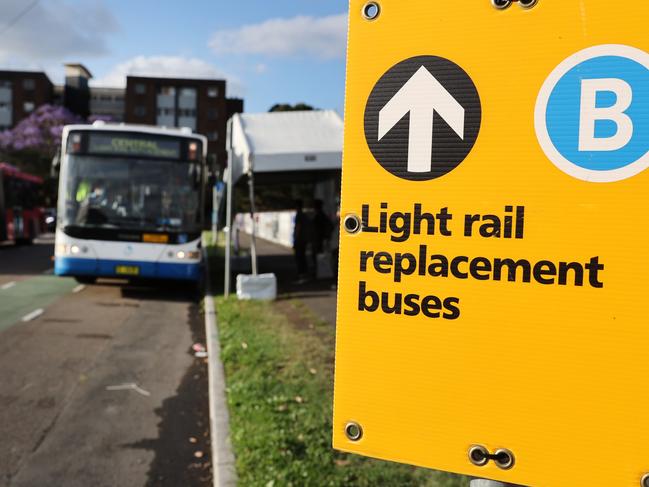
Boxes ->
[54,257,202,281]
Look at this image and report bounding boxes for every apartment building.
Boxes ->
[89,87,125,122]
[0,71,53,130]
[0,65,244,167]
[124,76,243,167]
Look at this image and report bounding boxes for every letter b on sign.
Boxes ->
[579,78,633,152]
[536,45,649,182]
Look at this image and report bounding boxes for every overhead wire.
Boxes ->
[0,0,40,37]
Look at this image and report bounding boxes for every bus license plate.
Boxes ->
[115,265,139,276]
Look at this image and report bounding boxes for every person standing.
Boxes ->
[330,204,340,288]
[310,199,334,276]
[293,200,309,280]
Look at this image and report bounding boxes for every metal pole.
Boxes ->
[211,182,218,243]
[247,169,258,276]
[470,479,521,487]
[224,118,234,297]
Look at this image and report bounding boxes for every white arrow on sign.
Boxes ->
[378,66,465,173]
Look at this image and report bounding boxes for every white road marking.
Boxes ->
[1,281,16,290]
[21,308,44,322]
[72,284,85,294]
[105,383,151,397]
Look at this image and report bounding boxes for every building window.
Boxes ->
[207,86,219,98]
[178,108,196,117]
[22,79,35,90]
[135,83,146,95]
[159,86,176,96]
[23,101,35,113]
[0,80,11,88]
[207,131,219,141]
[179,87,196,98]
[207,108,218,120]
[156,107,175,116]
[134,105,147,117]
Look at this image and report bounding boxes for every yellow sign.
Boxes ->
[115,265,140,276]
[333,2,649,486]
[142,233,169,244]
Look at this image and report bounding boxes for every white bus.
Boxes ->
[54,123,207,283]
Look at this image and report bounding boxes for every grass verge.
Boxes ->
[215,296,468,487]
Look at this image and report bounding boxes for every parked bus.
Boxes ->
[0,163,44,245]
[54,123,207,283]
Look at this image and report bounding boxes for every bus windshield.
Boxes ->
[60,155,202,233]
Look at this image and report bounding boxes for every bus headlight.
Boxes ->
[176,250,200,260]
[56,244,88,255]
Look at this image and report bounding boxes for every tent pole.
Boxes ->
[247,169,258,276]
[224,118,234,297]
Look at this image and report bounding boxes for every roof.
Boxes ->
[64,63,93,79]
[238,110,343,155]
[228,110,343,182]
[0,163,43,184]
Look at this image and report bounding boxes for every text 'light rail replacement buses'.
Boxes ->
[54,122,207,283]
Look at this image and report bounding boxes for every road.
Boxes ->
[0,237,211,487]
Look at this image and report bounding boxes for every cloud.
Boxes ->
[254,63,268,74]
[0,0,118,62]
[209,14,347,60]
[91,56,244,96]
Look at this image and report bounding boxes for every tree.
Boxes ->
[269,103,315,112]
[0,104,83,157]
[0,104,84,205]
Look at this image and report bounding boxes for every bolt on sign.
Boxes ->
[333,1,649,486]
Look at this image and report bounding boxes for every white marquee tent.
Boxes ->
[223,110,344,295]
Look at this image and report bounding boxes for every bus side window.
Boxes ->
[4,177,14,208]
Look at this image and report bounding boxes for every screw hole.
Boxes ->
[491,0,512,9]
[345,422,363,441]
[642,473,649,487]
[493,448,515,470]
[468,445,490,467]
[519,0,538,8]
[343,214,361,234]
[362,2,380,20]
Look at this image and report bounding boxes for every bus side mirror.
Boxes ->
[51,148,60,177]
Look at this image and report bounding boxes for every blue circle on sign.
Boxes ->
[536,45,649,182]
[545,56,649,171]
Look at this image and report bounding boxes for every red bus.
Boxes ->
[0,163,44,244]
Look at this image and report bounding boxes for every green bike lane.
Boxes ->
[0,275,78,332]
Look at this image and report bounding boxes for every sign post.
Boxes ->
[333,1,649,486]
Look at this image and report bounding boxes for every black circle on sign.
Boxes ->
[364,55,482,181]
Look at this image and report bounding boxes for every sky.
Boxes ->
[0,0,349,113]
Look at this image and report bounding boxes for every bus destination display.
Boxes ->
[87,133,182,159]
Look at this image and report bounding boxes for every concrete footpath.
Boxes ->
[234,232,337,325]
[203,250,236,487]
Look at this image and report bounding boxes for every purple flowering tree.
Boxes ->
[0,105,85,204]
[0,104,83,156]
